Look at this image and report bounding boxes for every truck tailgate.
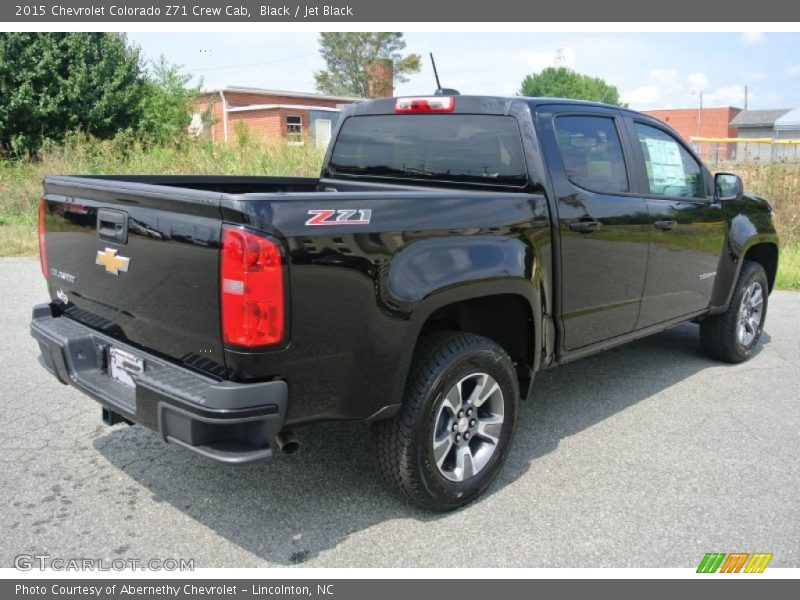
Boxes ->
[41,177,226,377]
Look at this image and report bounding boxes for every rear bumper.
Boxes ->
[30,304,287,465]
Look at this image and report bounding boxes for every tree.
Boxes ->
[519,67,626,107]
[138,56,202,145]
[314,33,421,98]
[0,33,146,155]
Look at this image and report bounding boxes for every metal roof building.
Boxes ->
[728,108,798,161]
[729,108,792,129]
[774,108,800,132]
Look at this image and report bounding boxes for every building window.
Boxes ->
[287,115,303,145]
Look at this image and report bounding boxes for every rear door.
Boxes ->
[623,119,727,327]
[42,177,226,377]
[537,105,649,350]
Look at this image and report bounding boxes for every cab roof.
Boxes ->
[350,95,642,117]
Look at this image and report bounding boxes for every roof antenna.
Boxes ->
[430,53,460,96]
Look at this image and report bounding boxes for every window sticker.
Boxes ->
[642,137,686,190]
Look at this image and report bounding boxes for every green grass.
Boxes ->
[776,244,800,290]
[722,162,799,290]
[2,134,799,289]
[0,132,324,256]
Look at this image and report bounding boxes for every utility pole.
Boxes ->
[690,89,704,154]
[744,85,749,110]
[695,91,703,137]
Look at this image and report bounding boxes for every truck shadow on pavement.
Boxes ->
[94,322,770,566]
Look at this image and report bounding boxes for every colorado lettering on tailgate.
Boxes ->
[305,209,372,226]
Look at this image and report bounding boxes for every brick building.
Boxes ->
[643,107,742,160]
[194,87,362,149]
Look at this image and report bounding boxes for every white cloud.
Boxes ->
[703,85,748,107]
[622,85,662,107]
[688,72,710,90]
[622,66,752,110]
[741,32,766,46]
[623,68,685,109]
[514,47,576,72]
[787,65,800,77]
[623,69,746,110]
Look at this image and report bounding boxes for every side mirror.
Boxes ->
[715,172,743,201]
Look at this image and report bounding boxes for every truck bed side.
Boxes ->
[41,175,552,425]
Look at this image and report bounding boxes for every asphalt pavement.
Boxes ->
[1,256,798,568]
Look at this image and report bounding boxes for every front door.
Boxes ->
[625,120,727,327]
[538,106,650,351]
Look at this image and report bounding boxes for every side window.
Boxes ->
[286,115,303,145]
[634,123,706,198]
[554,115,629,194]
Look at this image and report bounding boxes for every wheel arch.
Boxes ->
[743,242,779,292]
[380,232,550,417]
[710,231,779,312]
[404,280,543,401]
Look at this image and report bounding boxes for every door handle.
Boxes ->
[97,208,128,244]
[654,219,677,231]
[569,220,602,233]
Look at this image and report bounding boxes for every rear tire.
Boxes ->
[372,332,519,511]
[700,260,769,363]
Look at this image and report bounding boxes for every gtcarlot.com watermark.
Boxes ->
[14,554,194,571]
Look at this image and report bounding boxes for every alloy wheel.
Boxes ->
[737,281,764,347]
[432,372,505,483]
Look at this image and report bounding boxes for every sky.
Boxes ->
[127,32,800,111]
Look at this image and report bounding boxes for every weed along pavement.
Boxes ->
[2,256,798,568]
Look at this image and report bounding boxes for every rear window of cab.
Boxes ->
[329,114,528,188]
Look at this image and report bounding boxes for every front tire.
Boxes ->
[372,332,519,511]
[700,260,769,363]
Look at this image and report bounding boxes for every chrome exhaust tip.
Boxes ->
[274,430,300,455]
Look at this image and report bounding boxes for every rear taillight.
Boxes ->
[221,227,285,347]
[38,198,48,279]
[394,96,455,113]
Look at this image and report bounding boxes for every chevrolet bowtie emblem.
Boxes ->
[95,248,130,275]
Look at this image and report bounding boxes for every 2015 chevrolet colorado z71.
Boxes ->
[31,95,779,510]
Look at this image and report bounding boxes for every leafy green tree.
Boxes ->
[519,67,626,107]
[0,33,146,155]
[314,33,421,98]
[139,56,202,145]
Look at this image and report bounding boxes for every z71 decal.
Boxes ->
[305,209,372,226]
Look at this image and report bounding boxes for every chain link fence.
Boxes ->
[690,137,800,167]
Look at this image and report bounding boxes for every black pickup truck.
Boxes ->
[31,95,779,510]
